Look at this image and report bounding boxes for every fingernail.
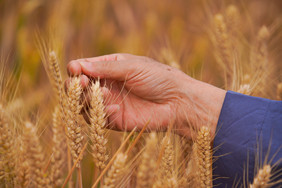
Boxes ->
[68,61,82,76]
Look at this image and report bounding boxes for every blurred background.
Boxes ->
[0,0,281,102]
[0,0,281,85]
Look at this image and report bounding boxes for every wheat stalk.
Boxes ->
[103,153,127,188]
[136,133,158,188]
[250,165,271,188]
[65,77,84,168]
[89,81,109,170]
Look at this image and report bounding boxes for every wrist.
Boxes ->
[176,74,226,138]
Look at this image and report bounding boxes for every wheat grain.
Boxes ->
[160,136,174,179]
[193,126,212,188]
[136,132,158,188]
[153,136,174,187]
[250,165,271,188]
[65,77,84,168]
[89,81,109,170]
[237,84,251,95]
[225,5,240,42]
[103,153,127,188]
[0,104,17,187]
[213,13,234,85]
[48,51,64,100]
[250,26,270,96]
[22,122,49,187]
[16,142,30,188]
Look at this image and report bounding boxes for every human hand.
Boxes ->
[67,53,226,138]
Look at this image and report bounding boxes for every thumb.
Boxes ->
[79,60,134,81]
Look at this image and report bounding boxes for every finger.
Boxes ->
[67,53,137,76]
[80,75,90,88]
[101,87,112,105]
[82,53,135,62]
[105,104,121,131]
[67,60,82,76]
[79,60,135,81]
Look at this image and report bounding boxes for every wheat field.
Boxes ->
[0,0,281,187]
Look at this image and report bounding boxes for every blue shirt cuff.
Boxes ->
[213,90,282,187]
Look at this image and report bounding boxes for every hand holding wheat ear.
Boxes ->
[67,53,226,138]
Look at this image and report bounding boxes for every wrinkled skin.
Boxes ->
[67,53,226,138]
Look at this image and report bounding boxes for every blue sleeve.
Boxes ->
[213,91,282,187]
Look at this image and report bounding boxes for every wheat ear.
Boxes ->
[66,77,84,168]
[250,165,271,188]
[22,122,49,187]
[89,81,109,170]
[50,106,67,186]
[153,136,174,187]
[225,5,240,41]
[237,84,252,95]
[213,14,233,86]
[0,104,17,187]
[48,51,69,123]
[160,136,174,179]
[15,140,30,188]
[193,126,212,188]
[48,51,64,100]
[136,133,158,188]
[250,26,270,96]
[103,153,127,188]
